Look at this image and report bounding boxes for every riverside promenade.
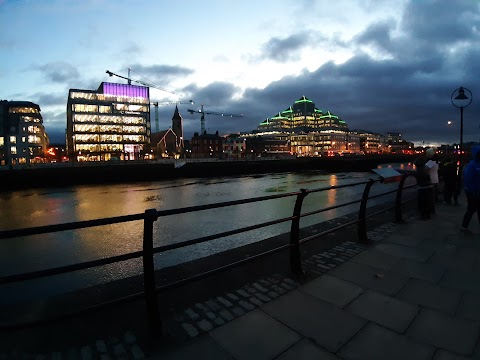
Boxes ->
[2,195,480,359]
[155,197,480,360]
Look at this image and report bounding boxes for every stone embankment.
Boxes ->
[0,154,414,190]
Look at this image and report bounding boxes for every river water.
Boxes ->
[0,165,414,304]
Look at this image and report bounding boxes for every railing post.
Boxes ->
[358,179,375,244]
[143,208,161,335]
[395,174,408,223]
[290,189,308,275]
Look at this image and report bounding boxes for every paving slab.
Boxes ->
[338,322,434,360]
[398,278,462,315]
[274,339,341,360]
[429,252,477,272]
[151,334,234,360]
[456,293,480,321]
[433,349,472,360]
[261,290,366,353]
[345,289,418,333]
[298,274,364,308]
[389,258,446,283]
[375,242,434,262]
[350,248,402,270]
[440,269,480,294]
[329,261,409,296]
[407,308,480,355]
[209,309,301,360]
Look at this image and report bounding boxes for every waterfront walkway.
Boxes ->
[155,197,480,360]
[2,196,480,359]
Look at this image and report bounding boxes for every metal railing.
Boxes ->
[0,173,417,333]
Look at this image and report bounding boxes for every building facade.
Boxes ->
[258,96,348,133]
[0,100,49,165]
[67,82,151,162]
[190,131,223,158]
[289,131,361,156]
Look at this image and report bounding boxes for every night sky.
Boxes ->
[1,0,479,146]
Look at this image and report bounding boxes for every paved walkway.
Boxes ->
[2,196,480,359]
[154,198,480,360]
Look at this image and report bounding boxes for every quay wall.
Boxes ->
[0,154,414,191]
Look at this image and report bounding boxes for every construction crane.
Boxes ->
[150,100,194,132]
[187,104,243,134]
[106,70,193,132]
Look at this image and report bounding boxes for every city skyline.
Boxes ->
[1,0,479,146]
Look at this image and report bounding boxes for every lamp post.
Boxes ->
[450,86,472,172]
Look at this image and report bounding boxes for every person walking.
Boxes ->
[460,145,480,232]
[415,149,434,220]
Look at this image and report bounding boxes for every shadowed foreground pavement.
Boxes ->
[2,195,480,359]
[154,196,480,360]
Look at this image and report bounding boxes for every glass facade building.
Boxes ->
[67,82,150,161]
[0,100,49,165]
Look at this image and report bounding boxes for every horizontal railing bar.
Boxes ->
[306,179,373,194]
[155,191,302,217]
[153,180,374,218]
[0,213,145,240]
[0,250,144,285]
[156,242,293,293]
[153,216,295,254]
[365,204,396,219]
[299,198,363,218]
[300,218,359,244]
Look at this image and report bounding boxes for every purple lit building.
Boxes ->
[66,82,151,162]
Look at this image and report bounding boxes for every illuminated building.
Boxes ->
[349,130,384,154]
[67,82,150,161]
[290,131,361,156]
[0,100,49,166]
[258,96,348,133]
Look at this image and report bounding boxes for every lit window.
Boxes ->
[0,137,3,146]
[10,146,17,154]
[22,137,26,142]
[10,136,16,144]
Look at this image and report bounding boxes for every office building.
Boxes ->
[67,82,151,161]
[0,100,49,165]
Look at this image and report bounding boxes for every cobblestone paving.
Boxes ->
[0,330,146,360]
[1,213,410,359]
[169,217,406,340]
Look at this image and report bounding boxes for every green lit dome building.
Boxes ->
[257,96,348,133]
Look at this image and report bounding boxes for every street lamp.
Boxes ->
[451,86,473,171]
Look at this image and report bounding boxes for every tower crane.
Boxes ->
[106,70,193,132]
[187,104,243,134]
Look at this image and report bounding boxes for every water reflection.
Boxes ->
[1,170,409,304]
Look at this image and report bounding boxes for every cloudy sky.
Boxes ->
[1,0,479,146]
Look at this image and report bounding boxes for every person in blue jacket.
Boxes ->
[461,145,480,232]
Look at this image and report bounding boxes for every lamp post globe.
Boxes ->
[450,86,472,173]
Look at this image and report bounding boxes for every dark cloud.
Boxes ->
[401,0,479,45]
[37,0,480,148]
[36,62,80,83]
[128,64,194,85]
[260,32,312,62]
[354,20,396,55]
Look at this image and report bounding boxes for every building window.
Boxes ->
[10,146,17,154]
[22,137,26,142]
[0,137,4,146]
[9,136,16,144]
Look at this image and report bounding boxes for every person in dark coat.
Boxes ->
[440,156,459,205]
[460,145,480,232]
